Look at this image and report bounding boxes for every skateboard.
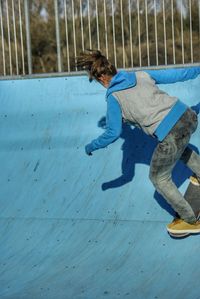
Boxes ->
[168,175,200,238]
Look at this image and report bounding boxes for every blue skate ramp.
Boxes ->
[0,72,200,299]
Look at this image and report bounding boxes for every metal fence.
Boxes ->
[0,0,200,77]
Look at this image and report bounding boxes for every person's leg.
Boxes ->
[150,136,197,223]
[180,147,200,181]
[149,108,198,224]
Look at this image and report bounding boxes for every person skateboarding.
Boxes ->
[76,49,200,235]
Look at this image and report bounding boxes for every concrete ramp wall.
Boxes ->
[0,73,200,299]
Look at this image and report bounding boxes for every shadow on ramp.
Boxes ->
[100,119,199,218]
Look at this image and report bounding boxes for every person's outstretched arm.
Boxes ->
[85,95,122,155]
[145,66,200,84]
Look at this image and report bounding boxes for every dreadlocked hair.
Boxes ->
[76,49,117,82]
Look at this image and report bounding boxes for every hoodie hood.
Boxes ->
[106,71,136,97]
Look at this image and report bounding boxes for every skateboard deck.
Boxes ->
[168,176,200,238]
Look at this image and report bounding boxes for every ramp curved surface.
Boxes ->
[0,73,200,299]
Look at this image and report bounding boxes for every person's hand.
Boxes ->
[85,143,93,156]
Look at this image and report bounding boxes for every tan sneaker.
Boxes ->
[190,175,200,186]
[167,219,200,234]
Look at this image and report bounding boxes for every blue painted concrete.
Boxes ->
[0,73,200,299]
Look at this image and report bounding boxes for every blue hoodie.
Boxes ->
[85,66,200,154]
